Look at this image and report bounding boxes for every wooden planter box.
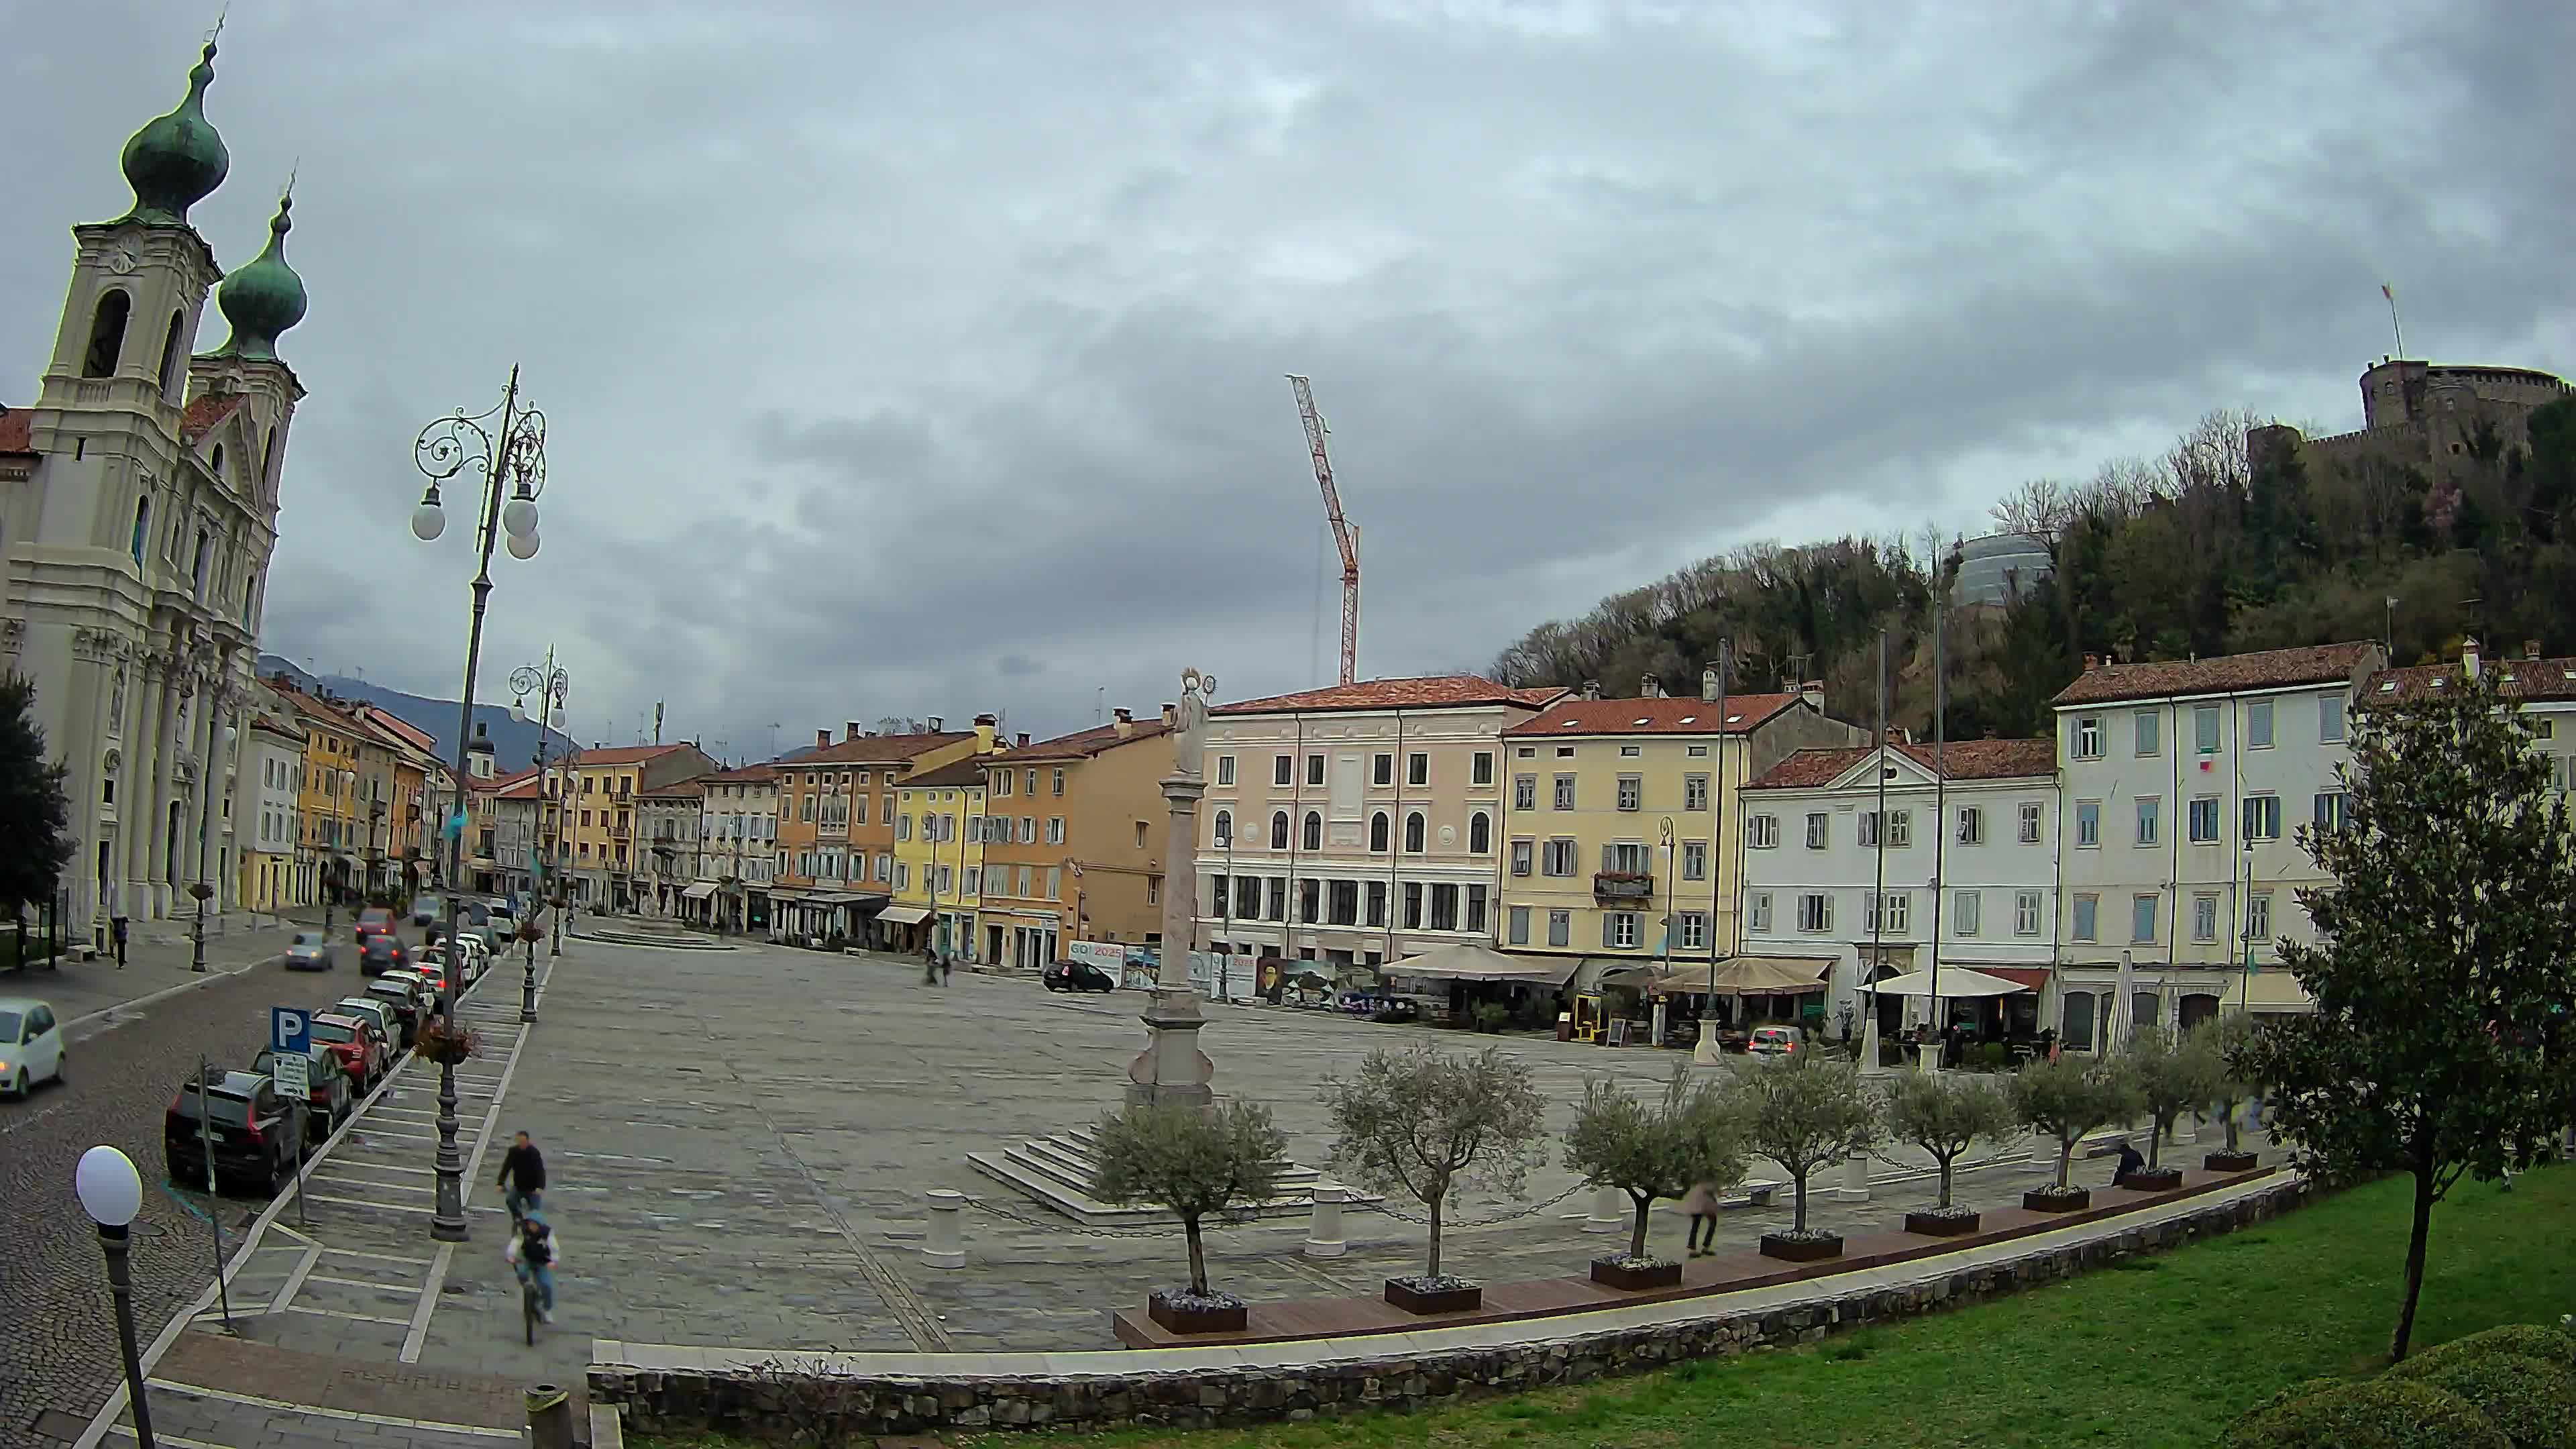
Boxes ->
[2023,1186,2092,1213]
[2118,1167,2184,1191]
[1146,1290,1248,1335]
[1589,1257,1684,1291]
[1383,1278,1483,1315]
[1758,1232,1845,1263]
[2203,1150,2260,1173]
[1902,1209,1982,1237]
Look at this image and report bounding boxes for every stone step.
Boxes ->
[965,1150,1341,1228]
[1009,1133,1323,1197]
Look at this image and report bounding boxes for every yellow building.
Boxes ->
[980,708,1173,969]
[1495,684,1863,981]
[545,743,718,911]
[272,683,366,905]
[771,716,996,945]
[891,756,992,960]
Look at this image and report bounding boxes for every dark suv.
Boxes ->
[165,1069,300,1196]
[360,934,411,977]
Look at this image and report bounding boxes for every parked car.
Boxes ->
[331,998,400,1071]
[1042,960,1117,994]
[359,934,411,977]
[252,1045,353,1142]
[410,953,453,998]
[354,907,396,944]
[364,979,423,1049]
[282,930,337,972]
[409,894,444,927]
[165,1069,299,1195]
[305,1013,382,1091]
[0,998,66,1097]
[1747,1025,1802,1060]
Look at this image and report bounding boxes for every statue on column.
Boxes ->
[1127,666,1220,1110]
[1172,668,1216,778]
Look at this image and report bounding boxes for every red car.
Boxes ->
[353,907,396,944]
[306,1012,384,1091]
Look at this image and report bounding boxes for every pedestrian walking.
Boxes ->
[496,1130,547,1219]
[1681,1178,1723,1258]
[111,914,128,968]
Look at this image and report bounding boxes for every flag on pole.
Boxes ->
[2381,283,2394,303]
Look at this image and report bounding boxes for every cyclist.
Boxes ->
[497,1130,546,1220]
[504,1210,560,1324]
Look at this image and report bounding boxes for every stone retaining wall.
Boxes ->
[594,1177,2308,1438]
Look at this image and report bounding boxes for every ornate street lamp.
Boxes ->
[409,367,547,1243]
[75,1146,156,1449]
[509,653,568,1024]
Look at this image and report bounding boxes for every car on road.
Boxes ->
[354,906,397,945]
[359,934,412,977]
[364,979,423,1049]
[0,998,66,1097]
[281,930,337,971]
[305,1012,383,1091]
[410,894,443,927]
[252,1045,353,1142]
[164,1069,300,1196]
[1747,1025,1802,1060]
[332,997,400,1065]
[1042,960,1117,994]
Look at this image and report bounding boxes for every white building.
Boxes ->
[2051,642,2381,1047]
[694,763,780,932]
[0,40,309,944]
[240,708,303,911]
[2370,639,2576,792]
[1739,739,2060,1039]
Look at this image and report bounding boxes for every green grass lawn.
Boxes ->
[642,1164,2573,1449]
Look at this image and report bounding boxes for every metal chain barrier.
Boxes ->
[957,1193,1188,1240]
[1369,1181,1586,1229]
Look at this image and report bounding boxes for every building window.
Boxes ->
[1212,809,1232,847]
[1431,883,1460,930]
[1507,905,1530,945]
[1328,880,1358,926]
[1215,755,1235,786]
[1552,774,1575,810]
[2135,710,2160,757]
[1372,752,1393,786]
[1547,909,1570,947]
[1236,875,1258,916]
[1748,891,1773,932]
[1402,882,1422,928]
[2076,800,2099,847]
[1796,892,1833,932]
[1680,840,1707,881]
[1866,890,1909,934]
[1747,814,1778,849]
[1683,773,1709,810]
[1603,910,1639,949]
[2245,890,2273,944]
[1366,880,1387,927]
[1603,841,1651,874]
[83,288,130,377]
[1954,890,1980,936]
[2320,694,2347,743]
[1510,839,1534,876]
[1471,751,1495,787]
[2314,790,2347,832]
[1805,812,1829,849]
[1271,811,1289,849]
[2072,894,2098,943]
[2247,700,2275,749]
[1858,810,1877,847]
[129,496,150,566]
[1513,774,1537,810]
[2072,714,2102,760]
[1403,811,1426,853]
[1299,879,1321,924]
[1886,810,1911,847]
[1302,810,1323,851]
[1370,812,1390,852]
[2194,704,2220,754]
[1677,911,1707,950]
[1616,775,1642,811]
[2135,796,2160,846]
[2018,801,2043,843]
[1306,753,1326,787]
[1273,754,1293,786]
[2192,892,2218,943]
[1468,812,1491,854]
[2015,890,2042,936]
[2131,894,2159,944]
[1542,838,1577,875]
[1265,877,1285,920]
[1407,751,1429,787]
[2242,794,2282,841]
[2189,796,2220,844]
[1954,806,1984,845]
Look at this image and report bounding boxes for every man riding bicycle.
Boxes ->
[504,1210,560,1324]
[497,1130,546,1220]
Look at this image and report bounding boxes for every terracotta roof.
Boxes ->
[1006,717,1172,761]
[356,706,438,757]
[1746,738,2057,791]
[639,777,709,799]
[2051,643,2380,707]
[2370,654,2576,704]
[904,757,994,791]
[566,743,690,767]
[248,712,305,741]
[1503,693,1802,738]
[491,775,543,802]
[1213,675,1566,716]
[0,407,32,455]
[180,392,245,443]
[788,731,975,765]
[701,763,778,784]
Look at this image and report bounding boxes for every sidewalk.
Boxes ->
[9,909,326,1030]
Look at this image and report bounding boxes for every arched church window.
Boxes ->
[83,290,132,378]
[157,310,186,398]
[210,443,225,486]
[262,427,277,494]
[129,497,150,566]
[192,527,211,595]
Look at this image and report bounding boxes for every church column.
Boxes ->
[148,657,189,918]
[128,655,169,916]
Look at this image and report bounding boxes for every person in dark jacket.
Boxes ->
[498,1130,547,1218]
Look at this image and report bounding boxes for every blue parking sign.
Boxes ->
[271,1006,311,1055]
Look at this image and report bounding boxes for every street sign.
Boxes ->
[270,1006,311,1055]
[270,1051,309,1098]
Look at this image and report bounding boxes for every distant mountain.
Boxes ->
[256,654,576,773]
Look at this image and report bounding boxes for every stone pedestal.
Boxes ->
[1127,738,1218,1110]
[1920,1042,1945,1072]
[1831,1150,1870,1203]
[1583,1184,1625,1233]
[1126,989,1216,1110]
[1303,1184,1348,1258]
[1858,1014,1887,1077]
[922,1189,965,1269]
[1693,1015,1725,1067]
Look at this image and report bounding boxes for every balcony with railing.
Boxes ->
[1593,871,1655,902]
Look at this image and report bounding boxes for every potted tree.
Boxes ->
[1564,1065,1745,1290]
[2008,1055,2139,1212]
[1322,1044,1548,1314]
[1091,1100,1287,1334]
[2198,1014,2263,1172]
[2123,1025,2222,1189]
[1731,1047,1880,1262]
[1884,1068,2016,1236]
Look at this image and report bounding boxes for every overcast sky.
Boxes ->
[8,1,2571,759]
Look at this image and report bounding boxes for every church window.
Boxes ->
[156,310,186,398]
[210,443,225,485]
[83,290,131,378]
[262,427,276,493]
[192,527,211,595]
[129,498,150,566]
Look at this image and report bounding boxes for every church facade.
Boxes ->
[0,37,311,942]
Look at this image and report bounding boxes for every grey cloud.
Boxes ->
[998,654,1045,678]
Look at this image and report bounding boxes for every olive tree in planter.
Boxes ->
[2008,1055,2140,1212]
[1092,1099,1287,1334]
[2123,1025,2224,1189]
[1562,1064,1745,1290]
[1322,1043,1548,1314]
[1884,1068,2016,1236]
[2197,1014,2264,1172]
[1730,1047,1880,1263]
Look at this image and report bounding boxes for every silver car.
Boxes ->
[282,931,337,971]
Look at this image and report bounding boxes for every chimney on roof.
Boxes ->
[845,721,861,742]
[974,712,998,727]
[926,716,943,733]
[2526,639,2543,661]
[816,728,830,749]
[1699,668,1719,703]
[1798,679,1824,710]
[1114,707,1134,738]
[1015,731,1030,748]
[2464,636,2482,680]
[1582,680,1601,701]
[1159,702,1177,729]
[1640,674,1659,698]
[2082,653,2099,672]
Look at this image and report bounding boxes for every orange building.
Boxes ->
[769,716,996,945]
[978,706,1175,971]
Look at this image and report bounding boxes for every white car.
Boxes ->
[1746,1025,1803,1060]
[0,998,67,1097]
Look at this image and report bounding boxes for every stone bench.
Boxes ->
[1721,1179,1786,1210]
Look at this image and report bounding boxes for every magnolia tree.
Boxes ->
[0,674,72,933]
[1322,1044,1549,1285]
[1728,1049,1879,1237]
[1882,1069,2016,1211]
[2009,1055,2139,1192]
[2127,1025,2224,1171]
[2197,1014,2261,1155]
[1562,1064,1746,1261]
[1092,1100,1287,1301]
[2237,666,2576,1363]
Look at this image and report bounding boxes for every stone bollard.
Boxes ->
[1584,1184,1625,1234]
[923,1189,966,1269]
[525,1383,576,1449]
[1303,1184,1348,1258]
[1831,1149,1871,1203]
[2172,1113,2197,1147]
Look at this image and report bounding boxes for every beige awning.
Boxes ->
[680,882,718,900]
[1619,956,1835,996]
[877,904,932,926]
[1383,943,1580,986]
[1866,965,2028,998]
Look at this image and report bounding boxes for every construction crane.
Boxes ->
[1287,374,1360,686]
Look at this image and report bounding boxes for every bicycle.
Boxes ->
[519,1261,541,1344]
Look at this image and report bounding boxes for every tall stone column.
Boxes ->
[121,659,159,918]
[146,659,185,918]
[1125,669,1218,1111]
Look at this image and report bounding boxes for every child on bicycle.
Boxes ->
[504,1210,560,1323]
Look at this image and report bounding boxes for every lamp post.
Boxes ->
[509,653,567,1025]
[189,715,233,973]
[2237,836,2257,1014]
[409,366,548,1242]
[75,1145,156,1449]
